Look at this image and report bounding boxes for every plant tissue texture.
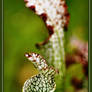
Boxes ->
[23,53,56,92]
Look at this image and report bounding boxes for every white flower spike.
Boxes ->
[24,0,69,91]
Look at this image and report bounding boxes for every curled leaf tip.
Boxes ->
[23,53,56,92]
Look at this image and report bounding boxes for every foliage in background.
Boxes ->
[4,0,88,92]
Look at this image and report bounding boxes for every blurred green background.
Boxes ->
[4,0,88,92]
